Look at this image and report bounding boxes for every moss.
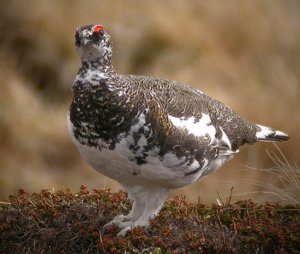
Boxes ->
[0,186,299,253]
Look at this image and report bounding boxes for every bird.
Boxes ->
[68,24,289,236]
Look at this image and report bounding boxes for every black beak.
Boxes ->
[75,31,81,47]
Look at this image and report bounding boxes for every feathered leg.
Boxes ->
[103,185,168,237]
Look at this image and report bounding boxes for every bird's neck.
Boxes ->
[73,60,117,91]
[80,59,117,77]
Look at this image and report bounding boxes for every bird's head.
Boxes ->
[75,24,113,64]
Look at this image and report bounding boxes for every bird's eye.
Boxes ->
[93,25,104,33]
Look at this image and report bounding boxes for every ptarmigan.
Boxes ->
[68,24,289,236]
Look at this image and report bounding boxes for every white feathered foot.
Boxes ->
[102,186,168,237]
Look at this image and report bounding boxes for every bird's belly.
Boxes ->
[67,114,229,189]
[72,137,206,189]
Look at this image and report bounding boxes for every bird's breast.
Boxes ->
[69,81,140,150]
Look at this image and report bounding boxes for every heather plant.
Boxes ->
[1,187,299,253]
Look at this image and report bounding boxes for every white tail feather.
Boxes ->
[256,124,289,142]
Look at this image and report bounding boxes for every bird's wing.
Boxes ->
[143,76,258,152]
[122,75,241,158]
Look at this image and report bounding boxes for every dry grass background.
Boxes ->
[0,0,299,204]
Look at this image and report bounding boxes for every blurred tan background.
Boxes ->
[0,0,299,204]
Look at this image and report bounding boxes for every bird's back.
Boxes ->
[120,74,259,149]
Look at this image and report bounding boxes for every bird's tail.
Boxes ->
[255,124,289,142]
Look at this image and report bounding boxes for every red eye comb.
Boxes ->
[94,25,104,33]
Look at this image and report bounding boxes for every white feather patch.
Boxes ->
[219,127,232,151]
[256,124,274,139]
[168,114,216,142]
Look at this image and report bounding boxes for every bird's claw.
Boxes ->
[102,221,118,234]
[116,226,132,237]
[102,215,133,235]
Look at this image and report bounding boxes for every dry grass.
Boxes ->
[215,144,300,205]
[0,1,299,203]
[242,144,299,204]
